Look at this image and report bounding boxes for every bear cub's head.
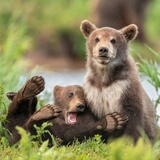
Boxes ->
[53,85,86,125]
[80,20,138,66]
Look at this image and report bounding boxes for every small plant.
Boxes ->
[31,122,59,146]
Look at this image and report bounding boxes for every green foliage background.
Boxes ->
[0,0,91,58]
[0,0,160,159]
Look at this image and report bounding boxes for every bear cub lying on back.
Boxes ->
[4,76,128,145]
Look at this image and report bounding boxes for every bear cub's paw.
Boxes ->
[106,113,128,132]
[18,76,45,100]
[97,113,128,132]
[32,104,62,121]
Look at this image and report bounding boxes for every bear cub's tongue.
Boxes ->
[67,113,77,124]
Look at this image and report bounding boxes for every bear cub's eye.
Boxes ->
[95,37,100,43]
[110,39,116,44]
[68,92,74,98]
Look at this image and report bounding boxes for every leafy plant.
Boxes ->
[32,122,54,145]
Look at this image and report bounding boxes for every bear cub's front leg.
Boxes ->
[97,113,128,132]
[31,104,62,121]
[25,104,62,130]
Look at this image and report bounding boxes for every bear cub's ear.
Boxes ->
[120,24,138,42]
[80,20,97,38]
[54,85,63,96]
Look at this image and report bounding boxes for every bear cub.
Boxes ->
[4,76,128,145]
[80,20,158,143]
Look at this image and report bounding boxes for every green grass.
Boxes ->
[1,131,160,160]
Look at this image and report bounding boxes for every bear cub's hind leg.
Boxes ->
[7,76,45,117]
[7,76,45,102]
[17,76,45,101]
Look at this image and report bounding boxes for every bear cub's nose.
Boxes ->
[76,103,85,112]
[99,47,109,55]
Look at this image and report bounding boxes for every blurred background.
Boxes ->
[0,0,160,117]
[0,0,160,71]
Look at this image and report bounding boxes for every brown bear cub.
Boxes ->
[80,20,158,143]
[4,76,128,145]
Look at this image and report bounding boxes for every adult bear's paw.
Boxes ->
[97,112,128,132]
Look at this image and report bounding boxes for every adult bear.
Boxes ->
[4,76,128,145]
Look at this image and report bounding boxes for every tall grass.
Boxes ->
[0,13,32,108]
[1,130,159,160]
[131,46,160,122]
[0,13,32,146]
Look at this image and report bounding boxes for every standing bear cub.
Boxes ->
[4,76,128,145]
[80,20,158,143]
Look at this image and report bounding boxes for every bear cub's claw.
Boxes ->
[32,104,62,121]
[18,76,45,100]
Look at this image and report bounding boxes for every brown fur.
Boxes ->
[3,76,128,145]
[80,20,158,143]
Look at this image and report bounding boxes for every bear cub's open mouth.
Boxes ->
[67,112,77,124]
